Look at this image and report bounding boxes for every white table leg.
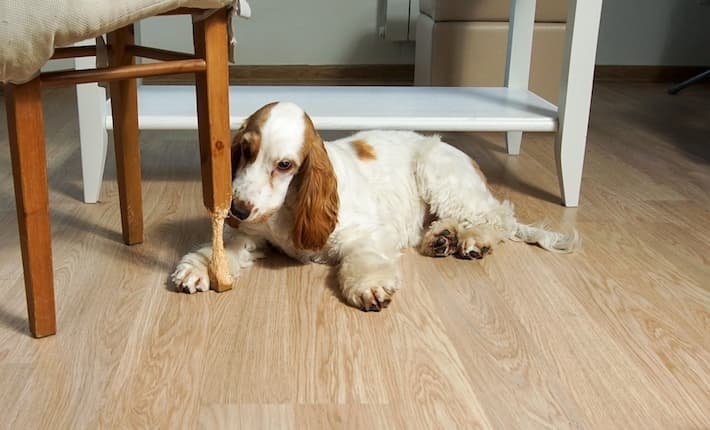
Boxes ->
[505,0,536,155]
[555,0,603,207]
[506,131,523,155]
[74,39,108,203]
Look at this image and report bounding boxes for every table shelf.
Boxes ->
[106,85,558,132]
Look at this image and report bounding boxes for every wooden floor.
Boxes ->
[0,83,708,429]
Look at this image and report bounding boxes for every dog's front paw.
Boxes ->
[343,276,399,312]
[171,252,211,293]
[358,284,396,312]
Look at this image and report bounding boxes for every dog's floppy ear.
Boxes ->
[231,129,244,180]
[225,131,245,229]
[228,124,256,229]
[291,114,339,250]
[232,109,267,178]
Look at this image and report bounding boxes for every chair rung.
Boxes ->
[126,45,196,62]
[159,7,206,16]
[51,46,98,60]
[40,59,207,87]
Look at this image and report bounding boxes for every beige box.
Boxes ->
[419,0,567,22]
[415,1,567,104]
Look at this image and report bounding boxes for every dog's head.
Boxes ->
[229,102,339,250]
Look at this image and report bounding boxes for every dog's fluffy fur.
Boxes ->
[171,102,578,310]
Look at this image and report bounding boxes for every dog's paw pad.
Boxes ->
[423,228,459,257]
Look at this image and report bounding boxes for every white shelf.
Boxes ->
[106,85,558,132]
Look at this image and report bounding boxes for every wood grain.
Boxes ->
[5,78,56,338]
[108,25,144,245]
[0,82,708,428]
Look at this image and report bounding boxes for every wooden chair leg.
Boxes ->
[193,9,234,292]
[108,25,143,244]
[6,78,57,338]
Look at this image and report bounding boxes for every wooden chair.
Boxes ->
[3,6,235,337]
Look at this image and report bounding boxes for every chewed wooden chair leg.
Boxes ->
[108,24,144,245]
[193,8,234,292]
[6,78,57,338]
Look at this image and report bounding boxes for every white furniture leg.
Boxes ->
[555,0,603,207]
[74,39,108,203]
[504,0,536,155]
[506,131,523,155]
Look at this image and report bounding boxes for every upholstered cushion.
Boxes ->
[0,0,246,83]
[420,0,567,23]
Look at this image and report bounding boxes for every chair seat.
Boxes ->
[0,0,239,83]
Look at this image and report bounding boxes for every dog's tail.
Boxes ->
[512,222,580,253]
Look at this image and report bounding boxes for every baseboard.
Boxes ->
[144,64,415,86]
[594,65,709,83]
[143,64,709,86]
[2,65,706,96]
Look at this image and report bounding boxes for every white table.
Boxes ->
[79,0,603,207]
[109,85,558,132]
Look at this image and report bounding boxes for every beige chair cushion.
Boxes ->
[0,0,242,83]
[420,0,567,23]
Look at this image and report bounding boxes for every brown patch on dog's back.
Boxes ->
[351,139,377,161]
[470,157,487,184]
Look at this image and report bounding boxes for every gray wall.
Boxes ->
[134,0,710,66]
[595,0,710,65]
[140,0,414,65]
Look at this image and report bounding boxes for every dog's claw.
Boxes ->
[358,287,394,312]
[366,301,381,312]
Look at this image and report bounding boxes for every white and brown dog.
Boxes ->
[171,102,578,310]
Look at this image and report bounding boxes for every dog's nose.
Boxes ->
[230,201,252,220]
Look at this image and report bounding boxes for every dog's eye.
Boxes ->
[276,160,292,171]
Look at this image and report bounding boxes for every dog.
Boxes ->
[171,102,578,311]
